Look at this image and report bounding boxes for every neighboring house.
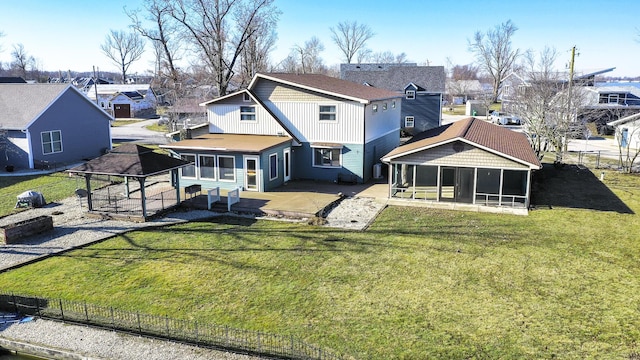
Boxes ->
[0,77,27,84]
[607,112,640,149]
[0,83,112,171]
[581,85,640,134]
[446,79,485,104]
[161,73,402,192]
[381,117,541,215]
[85,84,158,118]
[501,68,616,113]
[341,63,445,136]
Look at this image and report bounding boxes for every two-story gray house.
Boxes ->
[162,73,402,192]
[341,63,446,136]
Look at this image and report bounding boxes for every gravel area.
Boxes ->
[323,196,387,230]
[0,193,383,359]
[0,197,215,271]
[1,316,262,360]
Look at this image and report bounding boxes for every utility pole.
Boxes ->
[562,46,577,156]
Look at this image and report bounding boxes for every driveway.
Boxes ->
[111,119,168,145]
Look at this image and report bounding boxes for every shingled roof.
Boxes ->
[0,83,70,129]
[251,73,402,103]
[340,64,446,92]
[382,118,541,169]
[69,144,191,177]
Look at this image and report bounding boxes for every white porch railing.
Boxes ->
[207,187,220,210]
[227,187,241,212]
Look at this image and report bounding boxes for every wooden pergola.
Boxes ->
[68,144,191,220]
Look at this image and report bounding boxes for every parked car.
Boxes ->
[491,111,522,125]
[490,111,507,123]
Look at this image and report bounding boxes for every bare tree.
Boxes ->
[10,44,34,80]
[368,51,409,64]
[127,0,181,90]
[292,36,325,74]
[468,20,520,103]
[451,64,479,80]
[168,0,279,96]
[613,125,640,173]
[509,47,588,162]
[101,30,146,83]
[330,21,374,64]
[237,13,278,88]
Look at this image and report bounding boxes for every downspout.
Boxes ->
[363,102,367,182]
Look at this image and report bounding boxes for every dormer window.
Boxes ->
[406,90,415,100]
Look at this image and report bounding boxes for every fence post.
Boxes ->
[291,335,295,356]
[110,307,115,330]
[84,302,89,322]
[11,294,18,314]
[35,297,40,317]
[225,325,229,347]
[194,321,199,346]
[137,312,142,334]
[59,299,64,320]
[257,332,261,353]
[166,315,170,338]
[161,191,165,210]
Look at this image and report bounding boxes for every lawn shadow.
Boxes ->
[530,163,634,214]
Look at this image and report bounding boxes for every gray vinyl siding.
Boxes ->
[28,89,111,168]
[261,143,290,191]
[364,130,400,181]
[292,142,365,183]
[2,130,29,168]
[402,93,442,135]
[394,141,529,169]
[176,142,290,192]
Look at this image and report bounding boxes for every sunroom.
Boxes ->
[161,134,293,192]
[381,118,541,214]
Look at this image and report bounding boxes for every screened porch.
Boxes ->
[390,163,531,208]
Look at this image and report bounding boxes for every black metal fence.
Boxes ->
[0,293,347,360]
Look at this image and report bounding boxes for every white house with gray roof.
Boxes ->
[0,83,112,171]
[85,84,158,118]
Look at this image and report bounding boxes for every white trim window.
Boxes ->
[372,104,378,113]
[198,155,216,180]
[218,155,236,181]
[240,106,256,121]
[41,130,63,155]
[382,103,388,111]
[405,116,415,128]
[406,90,415,100]
[181,154,196,178]
[312,146,341,168]
[243,92,251,102]
[392,100,396,109]
[319,105,337,121]
[269,153,278,181]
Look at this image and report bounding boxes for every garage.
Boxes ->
[113,104,131,118]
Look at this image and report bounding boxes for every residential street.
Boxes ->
[110,119,168,145]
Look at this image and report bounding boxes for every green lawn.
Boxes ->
[0,173,81,217]
[1,167,639,358]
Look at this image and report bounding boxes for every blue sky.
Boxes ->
[1,0,638,77]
